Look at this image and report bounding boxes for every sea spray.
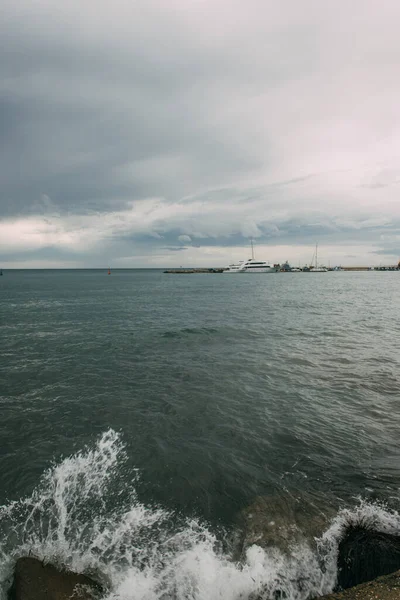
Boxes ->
[1,430,400,600]
[0,430,164,588]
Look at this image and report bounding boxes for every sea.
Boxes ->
[0,269,400,599]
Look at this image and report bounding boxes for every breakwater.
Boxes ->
[163,267,224,273]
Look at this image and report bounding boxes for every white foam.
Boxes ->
[102,527,327,600]
[1,430,399,600]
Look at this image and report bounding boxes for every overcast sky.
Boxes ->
[1,0,400,267]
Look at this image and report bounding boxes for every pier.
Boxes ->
[163,268,224,274]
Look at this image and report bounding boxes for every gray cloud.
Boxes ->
[178,235,192,243]
[163,246,188,252]
[1,0,400,266]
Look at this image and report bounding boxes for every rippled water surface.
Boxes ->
[0,269,399,598]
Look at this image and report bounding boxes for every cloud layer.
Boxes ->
[1,0,400,266]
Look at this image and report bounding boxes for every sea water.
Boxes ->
[0,269,399,598]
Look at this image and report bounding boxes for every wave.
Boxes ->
[161,327,220,338]
[1,431,400,600]
[160,326,261,341]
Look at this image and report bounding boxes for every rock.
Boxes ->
[321,568,400,599]
[235,493,336,600]
[337,524,400,590]
[8,557,103,600]
[237,492,335,558]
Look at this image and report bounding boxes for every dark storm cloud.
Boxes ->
[1,4,265,219]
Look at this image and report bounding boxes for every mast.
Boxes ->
[310,247,315,269]
[251,238,254,260]
[315,243,318,269]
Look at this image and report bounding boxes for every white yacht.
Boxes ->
[224,241,278,273]
[242,259,278,273]
[224,259,277,273]
[224,261,245,273]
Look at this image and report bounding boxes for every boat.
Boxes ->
[238,259,278,273]
[224,261,245,273]
[280,261,292,272]
[305,244,327,272]
[224,241,278,273]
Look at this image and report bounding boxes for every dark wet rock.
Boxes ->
[321,568,400,599]
[336,524,400,590]
[235,493,336,600]
[237,497,400,599]
[237,492,335,558]
[8,557,103,600]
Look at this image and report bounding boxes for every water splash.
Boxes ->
[1,430,400,600]
[0,430,167,588]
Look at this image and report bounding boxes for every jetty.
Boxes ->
[163,268,224,274]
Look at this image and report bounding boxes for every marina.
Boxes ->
[164,242,400,274]
[164,262,400,273]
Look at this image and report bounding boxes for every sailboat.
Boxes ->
[308,244,327,272]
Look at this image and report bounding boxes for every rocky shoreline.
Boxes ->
[321,569,400,599]
[7,557,400,600]
[7,558,103,600]
[7,496,400,600]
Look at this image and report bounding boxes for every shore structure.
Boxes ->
[164,262,400,273]
[163,267,224,273]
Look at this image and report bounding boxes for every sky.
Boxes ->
[1,0,400,268]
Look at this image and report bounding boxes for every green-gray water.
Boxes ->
[1,270,399,599]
